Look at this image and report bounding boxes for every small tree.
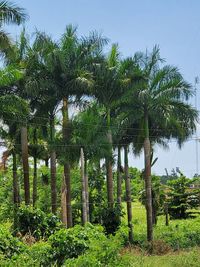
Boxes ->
[167,174,200,219]
[140,175,165,225]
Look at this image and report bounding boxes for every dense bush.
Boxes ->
[0,223,124,266]
[16,205,61,239]
[48,223,106,265]
[64,226,124,266]
[3,242,52,267]
[101,205,122,235]
[65,237,122,267]
[0,224,25,259]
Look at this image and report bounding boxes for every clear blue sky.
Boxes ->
[9,0,200,177]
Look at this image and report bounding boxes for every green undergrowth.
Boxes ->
[130,201,200,250]
[120,247,200,267]
[0,203,200,266]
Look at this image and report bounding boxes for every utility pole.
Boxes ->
[195,76,199,175]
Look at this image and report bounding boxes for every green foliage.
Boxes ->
[65,236,122,267]
[0,224,25,259]
[64,227,123,267]
[16,205,61,239]
[101,205,123,235]
[0,171,13,222]
[139,175,166,224]
[5,242,52,267]
[49,223,106,265]
[155,216,200,250]
[167,174,200,219]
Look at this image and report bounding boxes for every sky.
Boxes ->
[5,0,200,177]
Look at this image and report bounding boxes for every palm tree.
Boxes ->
[24,25,107,227]
[25,33,59,213]
[114,116,136,242]
[0,94,30,205]
[120,46,198,242]
[72,102,109,224]
[8,29,32,206]
[0,63,30,206]
[93,50,139,209]
[92,44,124,207]
[0,1,27,54]
[32,25,107,227]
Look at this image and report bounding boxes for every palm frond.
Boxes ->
[0,1,28,26]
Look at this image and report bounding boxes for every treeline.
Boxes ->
[0,1,198,243]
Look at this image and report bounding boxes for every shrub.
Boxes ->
[101,205,122,235]
[0,224,25,259]
[64,232,123,266]
[49,223,108,266]
[8,242,52,267]
[16,205,61,239]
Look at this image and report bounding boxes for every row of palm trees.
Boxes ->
[0,1,198,242]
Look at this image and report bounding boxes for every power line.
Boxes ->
[0,137,199,149]
[0,110,199,132]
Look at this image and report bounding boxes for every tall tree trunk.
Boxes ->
[50,117,57,214]
[32,129,37,207]
[106,108,114,207]
[21,126,30,205]
[61,175,67,226]
[63,97,72,227]
[144,112,153,242]
[117,146,122,206]
[32,156,37,207]
[51,151,57,214]
[64,163,72,227]
[80,148,87,225]
[84,159,89,222]
[13,151,19,205]
[13,150,19,229]
[124,145,133,243]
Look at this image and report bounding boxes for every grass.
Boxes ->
[120,247,200,267]
[118,201,200,266]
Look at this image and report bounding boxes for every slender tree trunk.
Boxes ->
[81,148,87,225]
[106,108,114,207]
[117,146,122,206]
[152,206,157,225]
[13,151,19,205]
[95,160,102,223]
[32,156,37,207]
[144,112,153,242]
[51,151,57,213]
[164,203,169,226]
[13,150,19,229]
[61,175,67,226]
[63,97,72,227]
[21,126,30,205]
[124,145,133,243]
[45,158,49,167]
[64,163,72,227]
[50,117,57,214]
[84,157,89,222]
